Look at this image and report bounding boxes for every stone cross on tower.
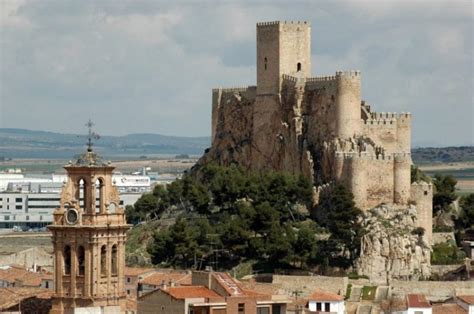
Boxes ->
[48,123,130,314]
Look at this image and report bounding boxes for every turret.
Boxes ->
[393,153,412,204]
[335,71,362,139]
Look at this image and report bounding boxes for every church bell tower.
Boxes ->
[49,121,131,314]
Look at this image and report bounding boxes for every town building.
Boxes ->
[138,271,291,314]
[306,288,345,314]
[48,144,131,313]
[456,295,474,314]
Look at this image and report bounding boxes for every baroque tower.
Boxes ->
[49,122,130,314]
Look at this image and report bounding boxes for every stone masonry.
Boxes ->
[197,21,433,242]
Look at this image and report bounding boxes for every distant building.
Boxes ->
[456,295,474,314]
[124,267,158,299]
[0,173,151,229]
[391,294,432,314]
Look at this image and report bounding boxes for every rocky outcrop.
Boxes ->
[356,205,431,283]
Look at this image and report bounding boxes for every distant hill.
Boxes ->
[412,146,474,164]
[0,128,211,159]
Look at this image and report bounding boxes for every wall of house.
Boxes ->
[137,290,187,314]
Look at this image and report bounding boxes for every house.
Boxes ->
[139,271,191,295]
[124,266,158,298]
[456,295,474,314]
[391,294,432,314]
[0,287,53,313]
[306,288,345,314]
[138,271,291,314]
[432,303,467,314]
[0,264,51,288]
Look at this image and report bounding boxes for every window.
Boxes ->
[127,277,131,283]
[15,198,22,202]
[77,246,85,276]
[45,281,49,289]
[271,305,281,314]
[127,289,130,295]
[15,205,22,210]
[264,57,268,70]
[297,62,302,72]
[316,302,322,311]
[424,191,428,195]
[26,216,29,221]
[100,245,107,276]
[324,302,330,312]
[64,245,71,275]
[238,303,245,314]
[111,244,118,275]
[4,215,9,220]
[257,308,270,314]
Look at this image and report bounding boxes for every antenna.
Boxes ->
[84,119,100,152]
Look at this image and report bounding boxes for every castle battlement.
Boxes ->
[336,70,361,77]
[305,75,338,82]
[282,74,298,82]
[212,86,256,93]
[256,21,310,27]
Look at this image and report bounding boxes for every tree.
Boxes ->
[457,193,474,230]
[411,165,431,183]
[311,184,363,267]
[433,174,457,215]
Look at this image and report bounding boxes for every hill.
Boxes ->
[0,128,211,159]
[412,146,474,164]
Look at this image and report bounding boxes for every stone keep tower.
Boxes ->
[49,142,130,313]
[256,21,311,95]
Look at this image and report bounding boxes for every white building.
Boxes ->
[306,289,345,314]
[0,173,152,229]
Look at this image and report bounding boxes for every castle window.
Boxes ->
[78,178,88,212]
[424,191,428,195]
[100,245,107,276]
[77,245,85,276]
[297,62,302,72]
[64,245,71,275]
[264,57,268,70]
[111,244,118,275]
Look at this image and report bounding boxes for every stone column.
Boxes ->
[84,241,91,297]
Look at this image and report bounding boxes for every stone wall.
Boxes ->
[390,280,474,299]
[270,275,348,296]
[410,182,433,243]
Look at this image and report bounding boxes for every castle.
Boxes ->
[200,21,433,241]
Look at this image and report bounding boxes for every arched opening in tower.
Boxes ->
[111,244,118,276]
[297,62,302,72]
[77,246,85,276]
[264,57,268,70]
[64,245,71,275]
[95,178,105,214]
[78,178,88,213]
[100,245,107,277]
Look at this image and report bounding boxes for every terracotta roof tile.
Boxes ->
[163,286,221,299]
[0,265,50,287]
[0,287,53,310]
[458,295,474,305]
[140,272,191,286]
[308,289,344,302]
[407,294,431,308]
[433,303,467,314]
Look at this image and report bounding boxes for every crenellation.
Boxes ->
[212,86,256,93]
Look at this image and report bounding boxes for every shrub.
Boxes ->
[411,227,425,237]
[431,242,466,265]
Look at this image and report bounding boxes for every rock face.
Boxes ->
[356,205,431,283]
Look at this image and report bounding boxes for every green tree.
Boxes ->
[457,193,474,229]
[311,184,363,267]
[433,174,457,215]
[411,165,431,183]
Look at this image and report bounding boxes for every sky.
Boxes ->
[0,0,472,147]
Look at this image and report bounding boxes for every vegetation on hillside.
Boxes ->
[126,163,363,273]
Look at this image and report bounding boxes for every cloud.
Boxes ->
[0,0,472,147]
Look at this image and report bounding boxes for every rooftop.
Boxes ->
[307,289,344,302]
[458,295,474,305]
[163,286,221,300]
[0,265,50,286]
[407,294,431,308]
[0,287,53,310]
[433,303,467,314]
[140,272,191,286]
